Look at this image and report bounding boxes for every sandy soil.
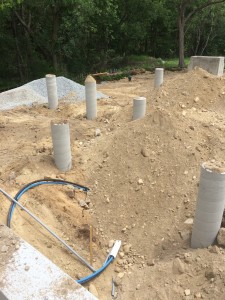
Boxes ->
[0,69,225,300]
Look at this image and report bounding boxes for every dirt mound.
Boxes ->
[83,69,225,299]
[0,69,225,299]
[157,67,225,113]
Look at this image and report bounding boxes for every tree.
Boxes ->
[178,0,225,68]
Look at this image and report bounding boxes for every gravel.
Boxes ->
[0,76,108,110]
[24,76,107,100]
[0,87,47,110]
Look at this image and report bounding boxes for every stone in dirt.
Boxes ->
[179,230,191,241]
[184,218,194,225]
[217,228,225,247]
[117,272,124,279]
[108,240,114,248]
[173,258,185,274]
[141,148,150,157]
[123,244,131,254]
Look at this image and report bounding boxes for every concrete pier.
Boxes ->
[154,68,164,88]
[46,74,58,109]
[132,97,146,120]
[191,162,225,248]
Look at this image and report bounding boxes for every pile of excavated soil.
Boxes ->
[0,69,225,300]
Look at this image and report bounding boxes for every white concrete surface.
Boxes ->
[51,121,72,171]
[132,97,146,120]
[85,75,97,120]
[46,74,58,109]
[188,56,224,76]
[191,163,225,248]
[154,68,164,88]
[0,224,97,300]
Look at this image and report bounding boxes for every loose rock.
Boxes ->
[108,240,114,248]
[95,128,101,136]
[184,218,194,225]
[217,228,225,246]
[173,258,185,274]
[141,148,149,157]
[123,244,131,254]
[184,289,191,296]
[117,272,124,279]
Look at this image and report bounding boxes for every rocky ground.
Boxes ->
[0,69,225,299]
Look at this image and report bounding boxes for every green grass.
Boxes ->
[98,72,128,81]
[95,55,190,82]
[125,55,190,70]
[125,55,164,70]
[163,57,190,68]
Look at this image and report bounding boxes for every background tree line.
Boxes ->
[1,0,225,90]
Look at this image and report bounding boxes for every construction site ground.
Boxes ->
[0,69,225,300]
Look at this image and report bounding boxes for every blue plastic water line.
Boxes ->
[7,179,89,227]
[3,180,115,285]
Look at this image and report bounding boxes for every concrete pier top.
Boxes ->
[0,224,97,300]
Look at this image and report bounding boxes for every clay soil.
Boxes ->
[0,69,225,300]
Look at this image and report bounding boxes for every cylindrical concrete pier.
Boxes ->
[154,68,164,88]
[85,75,97,120]
[46,74,58,109]
[132,97,146,120]
[191,162,225,248]
[51,121,72,171]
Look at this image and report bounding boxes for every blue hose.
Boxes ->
[5,179,114,284]
[77,256,114,284]
[7,179,89,227]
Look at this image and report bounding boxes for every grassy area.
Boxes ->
[96,56,190,82]
[163,57,190,68]
[125,55,164,70]
[126,55,190,70]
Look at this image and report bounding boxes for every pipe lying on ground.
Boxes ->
[3,180,122,284]
[7,179,89,228]
[85,75,97,120]
[51,120,72,171]
[154,68,164,88]
[77,240,121,284]
[191,162,225,248]
[45,74,58,109]
[0,187,95,272]
[132,97,146,120]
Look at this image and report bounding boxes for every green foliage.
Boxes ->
[185,4,225,56]
[163,58,189,68]
[0,0,225,90]
[98,72,128,82]
[126,56,165,69]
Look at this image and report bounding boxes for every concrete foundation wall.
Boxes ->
[0,224,97,300]
[188,56,224,76]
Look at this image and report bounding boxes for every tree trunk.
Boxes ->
[178,10,185,68]
[12,13,25,82]
[178,0,225,68]
[52,4,59,72]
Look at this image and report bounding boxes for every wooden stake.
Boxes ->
[89,225,93,264]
